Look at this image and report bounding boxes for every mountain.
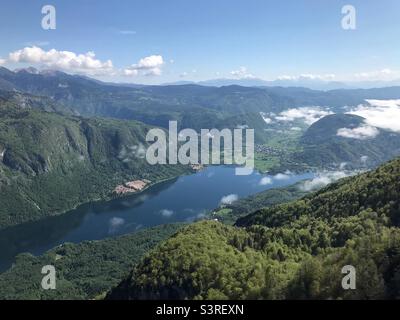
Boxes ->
[2,67,400,124]
[0,99,189,229]
[107,157,400,300]
[197,78,350,90]
[292,114,400,168]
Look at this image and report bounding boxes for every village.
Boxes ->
[113,179,151,196]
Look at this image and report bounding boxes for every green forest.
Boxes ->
[0,224,184,300]
[0,100,190,229]
[107,158,400,300]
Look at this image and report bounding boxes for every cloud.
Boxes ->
[277,74,336,81]
[8,46,113,75]
[0,58,5,65]
[109,217,125,233]
[118,30,136,35]
[160,209,174,217]
[259,177,273,185]
[230,66,255,79]
[6,46,164,78]
[353,69,398,81]
[220,194,239,205]
[275,107,333,125]
[299,171,353,192]
[346,100,400,132]
[260,112,273,124]
[337,125,380,140]
[118,144,146,162]
[123,55,164,76]
[24,41,50,47]
[273,173,291,180]
[179,72,188,78]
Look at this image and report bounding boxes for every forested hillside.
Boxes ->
[0,100,189,229]
[293,114,400,168]
[0,224,184,300]
[107,158,400,300]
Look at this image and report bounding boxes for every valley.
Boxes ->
[1,67,400,300]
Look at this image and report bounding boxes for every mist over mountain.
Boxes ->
[165,77,400,91]
[292,114,400,168]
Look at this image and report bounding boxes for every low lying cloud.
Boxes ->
[230,66,255,79]
[109,217,125,233]
[273,172,292,180]
[0,58,6,65]
[353,69,398,81]
[259,177,273,185]
[347,100,400,133]
[337,124,380,140]
[299,171,354,192]
[160,209,174,217]
[118,144,147,162]
[123,55,164,76]
[275,107,333,125]
[260,112,273,124]
[220,194,239,205]
[277,73,336,81]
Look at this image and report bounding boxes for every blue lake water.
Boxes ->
[0,166,314,272]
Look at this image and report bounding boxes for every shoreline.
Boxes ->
[0,169,195,232]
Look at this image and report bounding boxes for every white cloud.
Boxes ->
[108,217,125,233]
[8,46,113,75]
[275,107,333,125]
[260,112,273,124]
[118,30,136,35]
[353,68,399,81]
[277,74,336,81]
[24,41,50,47]
[230,66,255,79]
[160,209,174,217]
[123,55,164,76]
[180,72,188,78]
[273,173,291,180]
[299,171,352,192]
[337,125,380,140]
[220,194,239,205]
[0,58,5,65]
[259,177,273,185]
[347,100,400,132]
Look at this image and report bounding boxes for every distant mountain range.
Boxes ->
[164,77,400,91]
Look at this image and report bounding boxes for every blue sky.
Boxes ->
[0,0,399,84]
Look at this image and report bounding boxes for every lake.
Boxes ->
[0,166,314,272]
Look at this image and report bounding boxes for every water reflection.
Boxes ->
[0,167,314,272]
